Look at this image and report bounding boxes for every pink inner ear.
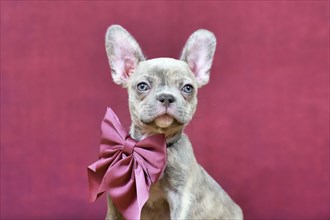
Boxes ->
[124,58,136,77]
[188,60,197,75]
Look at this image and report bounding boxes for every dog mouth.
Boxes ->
[140,112,184,129]
[154,114,174,128]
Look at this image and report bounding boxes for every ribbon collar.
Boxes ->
[87,107,167,219]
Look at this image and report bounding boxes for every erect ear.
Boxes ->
[105,25,145,87]
[180,29,216,87]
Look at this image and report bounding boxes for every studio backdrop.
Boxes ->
[1,1,329,219]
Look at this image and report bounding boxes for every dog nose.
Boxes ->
[157,93,176,106]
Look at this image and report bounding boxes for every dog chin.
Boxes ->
[154,114,174,128]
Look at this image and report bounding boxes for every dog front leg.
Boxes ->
[105,195,123,220]
[163,171,196,219]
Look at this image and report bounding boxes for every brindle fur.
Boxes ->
[104,25,243,220]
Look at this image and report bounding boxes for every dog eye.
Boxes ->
[137,82,150,91]
[182,84,194,93]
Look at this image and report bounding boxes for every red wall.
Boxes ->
[1,1,329,219]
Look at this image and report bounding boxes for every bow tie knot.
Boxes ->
[88,107,167,220]
[123,137,136,155]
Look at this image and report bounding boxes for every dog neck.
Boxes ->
[130,123,183,147]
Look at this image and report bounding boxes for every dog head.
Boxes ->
[105,25,216,141]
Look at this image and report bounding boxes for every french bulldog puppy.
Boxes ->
[104,25,243,220]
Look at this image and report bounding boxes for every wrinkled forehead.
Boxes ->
[133,58,195,85]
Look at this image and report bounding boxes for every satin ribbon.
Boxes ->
[87,107,167,220]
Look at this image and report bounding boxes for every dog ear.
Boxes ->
[105,25,145,87]
[180,29,216,87]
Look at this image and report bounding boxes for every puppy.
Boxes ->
[104,25,243,220]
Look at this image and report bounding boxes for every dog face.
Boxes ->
[127,58,198,134]
[105,25,216,137]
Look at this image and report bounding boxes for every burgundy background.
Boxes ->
[1,1,329,219]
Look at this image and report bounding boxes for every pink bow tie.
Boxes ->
[87,107,167,220]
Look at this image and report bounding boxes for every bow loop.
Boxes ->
[87,107,167,220]
[101,107,128,143]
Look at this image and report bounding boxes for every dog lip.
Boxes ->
[140,112,184,127]
[155,112,178,122]
[155,113,173,120]
[155,113,185,126]
[158,112,171,117]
